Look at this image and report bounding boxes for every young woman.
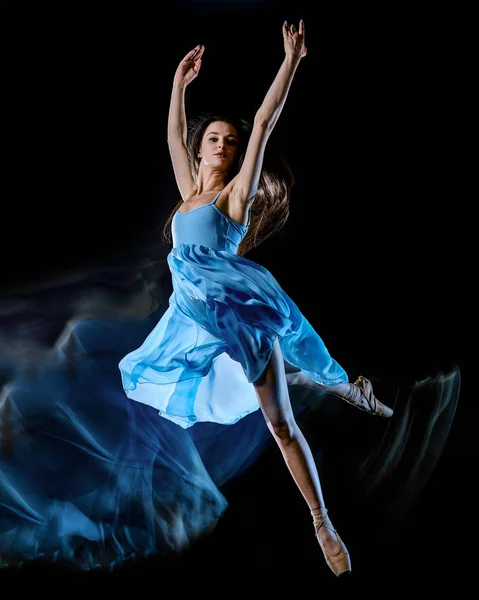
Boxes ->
[118,20,393,577]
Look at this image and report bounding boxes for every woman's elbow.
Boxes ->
[253,114,270,130]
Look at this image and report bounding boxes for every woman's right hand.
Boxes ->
[173,45,205,86]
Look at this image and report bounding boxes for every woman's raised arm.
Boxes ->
[231,21,307,205]
[167,44,205,201]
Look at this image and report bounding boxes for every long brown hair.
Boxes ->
[162,113,294,256]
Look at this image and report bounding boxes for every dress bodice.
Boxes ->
[172,192,248,254]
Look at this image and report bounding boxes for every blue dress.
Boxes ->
[119,192,348,429]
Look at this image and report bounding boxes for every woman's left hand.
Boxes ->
[283,20,307,61]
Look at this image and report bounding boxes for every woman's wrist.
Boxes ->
[284,53,303,69]
[172,77,188,91]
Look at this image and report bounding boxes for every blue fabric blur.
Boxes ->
[0,312,280,571]
[119,192,348,429]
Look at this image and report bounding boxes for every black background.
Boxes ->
[1,0,473,594]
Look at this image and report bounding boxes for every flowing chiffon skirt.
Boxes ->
[119,244,348,429]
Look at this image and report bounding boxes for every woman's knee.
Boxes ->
[270,419,296,445]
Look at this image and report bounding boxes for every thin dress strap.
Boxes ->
[210,191,222,205]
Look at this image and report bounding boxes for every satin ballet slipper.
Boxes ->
[312,508,351,577]
[333,376,393,418]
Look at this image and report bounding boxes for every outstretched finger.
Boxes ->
[298,19,305,36]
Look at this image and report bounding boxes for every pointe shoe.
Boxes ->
[335,376,393,417]
[312,508,351,577]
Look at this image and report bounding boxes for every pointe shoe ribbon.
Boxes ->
[312,508,351,577]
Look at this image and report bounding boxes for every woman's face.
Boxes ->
[199,121,239,171]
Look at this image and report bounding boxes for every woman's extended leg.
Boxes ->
[253,338,351,576]
[285,369,393,417]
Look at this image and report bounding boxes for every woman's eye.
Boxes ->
[208,137,218,142]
